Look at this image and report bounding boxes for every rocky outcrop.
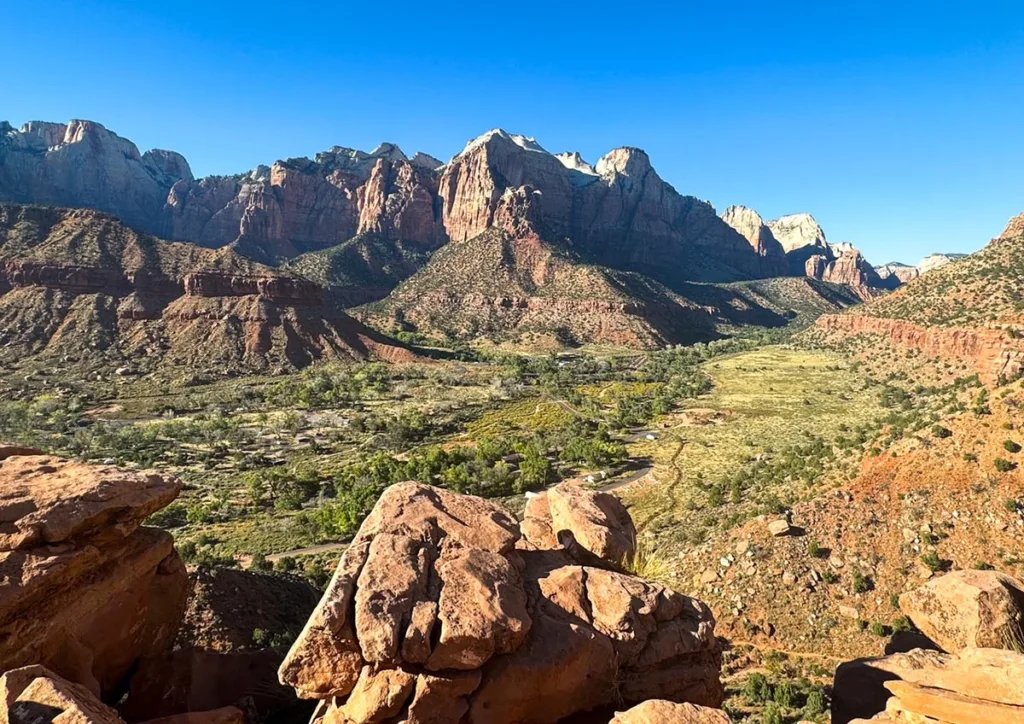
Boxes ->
[917,253,968,274]
[521,482,637,564]
[357,159,443,247]
[609,700,731,723]
[813,314,1024,383]
[836,648,1024,724]
[278,482,723,723]
[766,213,828,253]
[0,450,188,700]
[875,262,920,288]
[898,570,1024,653]
[1000,213,1024,240]
[817,248,883,299]
[1,666,245,724]
[720,206,788,276]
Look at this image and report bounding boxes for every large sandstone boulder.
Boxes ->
[609,700,731,723]
[1,665,123,724]
[0,452,188,701]
[520,483,637,564]
[833,647,1024,724]
[0,666,245,724]
[121,567,320,722]
[899,570,1024,653]
[279,483,723,724]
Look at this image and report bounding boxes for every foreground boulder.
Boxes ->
[121,567,320,722]
[609,700,731,723]
[279,482,723,723]
[0,665,244,724]
[898,570,1024,653]
[520,483,637,564]
[834,647,1024,724]
[0,451,188,699]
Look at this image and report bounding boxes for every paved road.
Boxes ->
[600,466,654,492]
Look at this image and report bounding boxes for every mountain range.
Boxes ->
[0,118,981,367]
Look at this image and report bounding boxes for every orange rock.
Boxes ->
[0,456,188,700]
[884,680,1024,724]
[280,483,723,724]
[609,700,731,723]
[545,483,637,564]
[899,570,1024,653]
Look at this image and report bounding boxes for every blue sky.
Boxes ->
[3,0,1023,264]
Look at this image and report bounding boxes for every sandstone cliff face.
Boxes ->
[0,121,191,232]
[0,450,188,700]
[439,131,776,283]
[766,213,828,253]
[875,262,920,288]
[814,313,1024,383]
[720,205,789,276]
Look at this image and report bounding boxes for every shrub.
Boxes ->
[274,556,297,572]
[773,681,795,707]
[995,458,1017,472]
[921,550,943,572]
[892,616,913,633]
[803,687,827,717]
[931,424,952,439]
[250,553,272,572]
[870,621,889,637]
[743,673,771,704]
[807,540,824,558]
[852,570,872,594]
[1004,440,1022,453]
[761,702,784,724]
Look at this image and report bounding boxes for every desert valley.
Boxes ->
[1,108,1023,724]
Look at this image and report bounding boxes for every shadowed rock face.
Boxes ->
[278,482,723,724]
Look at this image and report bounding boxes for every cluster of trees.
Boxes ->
[298,420,627,541]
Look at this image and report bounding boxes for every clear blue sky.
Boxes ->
[3,0,1024,264]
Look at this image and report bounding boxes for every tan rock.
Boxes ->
[545,483,637,563]
[0,456,188,699]
[609,699,731,723]
[832,649,949,724]
[329,666,416,724]
[280,483,723,724]
[884,680,1024,724]
[899,570,1024,652]
[885,695,942,724]
[5,667,122,724]
[767,519,794,537]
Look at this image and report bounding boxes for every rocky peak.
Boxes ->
[596,146,653,179]
[1001,212,1024,240]
[875,261,920,286]
[720,205,789,275]
[918,252,968,273]
[767,212,829,252]
[142,149,194,184]
[18,121,68,149]
[457,128,549,158]
[554,151,597,176]
[409,151,443,170]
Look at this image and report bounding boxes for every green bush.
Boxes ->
[995,458,1017,472]
[761,702,784,724]
[931,424,952,439]
[743,673,771,704]
[803,688,827,717]
[1004,440,1022,453]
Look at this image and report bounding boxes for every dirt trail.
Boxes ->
[266,542,346,562]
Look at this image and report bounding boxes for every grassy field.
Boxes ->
[623,346,885,547]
